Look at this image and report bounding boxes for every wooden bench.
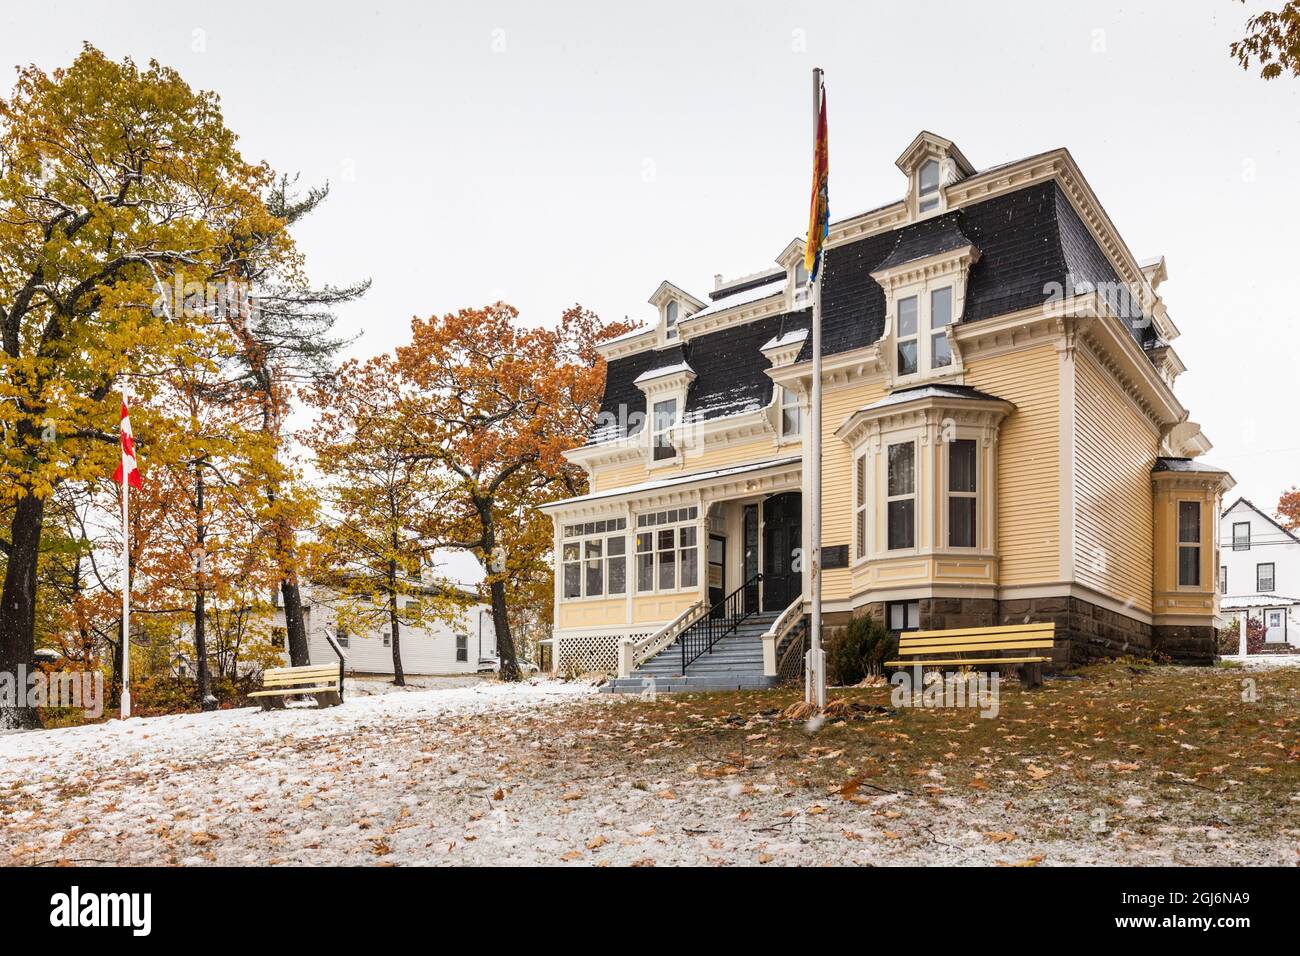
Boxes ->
[249,664,345,710]
[885,622,1055,688]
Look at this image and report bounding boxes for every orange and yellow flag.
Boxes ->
[804,83,829,281]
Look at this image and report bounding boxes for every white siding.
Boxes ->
[1220,499,1300,647]
[273,593,497,676]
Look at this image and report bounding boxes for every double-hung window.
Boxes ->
[947,438,977,548]
[1258,563,1275,593]
[455,634,468,663]
[896,286,954,378]
[1232,522,1250,550]
[1177,501,1201,587]
[561,518,627,599]
[665,300,679,340]
[780,387,802,438]
[887,441,916,551]
[1219,565,1228,595]
[652,399,677,461]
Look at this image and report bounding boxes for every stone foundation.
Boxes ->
[839,594,1214,668]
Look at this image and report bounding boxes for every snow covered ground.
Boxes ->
[2,671,1295,867]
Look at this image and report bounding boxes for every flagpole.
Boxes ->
[120,380,131,721]
[807,67,826,709]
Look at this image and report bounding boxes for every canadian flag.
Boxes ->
[112,399,143,489]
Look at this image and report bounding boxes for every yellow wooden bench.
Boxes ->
[885,622,1055,687]
[249,664,345,710]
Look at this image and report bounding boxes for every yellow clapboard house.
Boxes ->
[540,132,1233,689]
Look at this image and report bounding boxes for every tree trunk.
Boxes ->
[388,563,405,686]
[194,463,215,710]
[279,578,310,666]
[489,575,519,682]
[0,494,45,729]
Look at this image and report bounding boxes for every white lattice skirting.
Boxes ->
[556,631,650,675]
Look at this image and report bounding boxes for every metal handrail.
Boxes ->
[680,573,763,672]
[322,631,349,702]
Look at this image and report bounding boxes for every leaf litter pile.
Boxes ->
[1,661,1296,866]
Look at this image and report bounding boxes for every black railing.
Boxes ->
[681,573,762,673]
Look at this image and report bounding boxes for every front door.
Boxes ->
[762,492,802,613]
[1265,609,1286,644]
[708,534,727,617]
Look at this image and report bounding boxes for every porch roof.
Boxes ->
[540,455,801,512]
[1221,594,1300,610]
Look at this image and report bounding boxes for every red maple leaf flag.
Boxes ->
[112,399,143,490]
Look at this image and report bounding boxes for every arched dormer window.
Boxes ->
[665,300,679,340]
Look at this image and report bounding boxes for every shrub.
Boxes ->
[825,615,897,686]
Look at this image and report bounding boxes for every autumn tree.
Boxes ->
[1278,487,1299,530]
[0,46,290,727]
[1232,1,1300,79]
[392,303,629,681]
[307,354,462,685]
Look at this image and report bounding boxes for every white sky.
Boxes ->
[3,0,1298,512]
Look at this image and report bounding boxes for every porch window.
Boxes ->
[780,386,802,438]
[1258,562,1275,593]
[887,441,916,550]
[947,438,977,548]
[652,399,677,461]
[561,517,628,599]
[1177,500,1201,587]
[634,509,700,593]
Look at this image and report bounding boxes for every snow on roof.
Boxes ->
[632,362,695,385]
[687,280,785,321]
[1221,594,1300,609]
[761,328,809,351]
[858,384,1007,412]
[541,456,801,510]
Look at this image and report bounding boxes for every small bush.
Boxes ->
[825,616,897,686]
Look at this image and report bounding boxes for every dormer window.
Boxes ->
[918,159,941,213]
[895,285,955,379]
[780,387,802,438]
[652,399,677,461]
[665,301,679,340]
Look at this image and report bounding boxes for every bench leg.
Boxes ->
[315,690,342,708]
[1019,662,1043,689]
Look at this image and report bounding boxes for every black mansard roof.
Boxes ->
[595,179,1154,442]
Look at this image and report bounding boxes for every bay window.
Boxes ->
[1177,501,1201,587]
[947,439,977,548]
[887,441,916,551]
[854,454,867,559]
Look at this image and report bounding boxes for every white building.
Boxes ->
[1219,497,1299,651]
[273,584,498,677]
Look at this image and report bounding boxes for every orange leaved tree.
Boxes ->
[391,303,630,680]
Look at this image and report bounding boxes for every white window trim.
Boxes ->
[1257,562,1276,593]
[560,519,629,603]
[853,452,868,560]
[634,520,701,595]
[893,283,957,382]
[916,158,944,217]
[885,438,918,553]
[779,386,802,443]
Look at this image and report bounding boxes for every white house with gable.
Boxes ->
[1219,497,1300,652]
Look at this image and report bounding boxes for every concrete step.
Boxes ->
[601,673,777,694]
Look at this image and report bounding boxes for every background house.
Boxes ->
[1220,497,1299,652]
